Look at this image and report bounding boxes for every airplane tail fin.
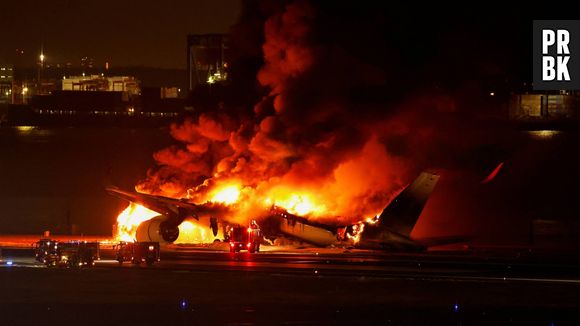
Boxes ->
[378,172,439,238]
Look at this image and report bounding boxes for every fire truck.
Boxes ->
[115,241,160,266]
[42,241,100,268]
[228,221,263,253]
[33,238,58,263]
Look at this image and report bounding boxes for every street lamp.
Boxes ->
[38,51,45,94]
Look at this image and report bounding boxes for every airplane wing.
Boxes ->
[106,186,202,223]
[107,186,234,243]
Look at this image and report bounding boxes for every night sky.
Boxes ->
[0,0,241,69]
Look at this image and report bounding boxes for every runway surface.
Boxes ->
[2,244,580,325]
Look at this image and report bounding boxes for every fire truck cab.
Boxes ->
[34,238,58,263]
[228,221,263,253]
[115,241,160,266]
[58,241,99,268]
[44,241,100,268]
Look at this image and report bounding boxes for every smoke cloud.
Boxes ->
[137,1,516,233]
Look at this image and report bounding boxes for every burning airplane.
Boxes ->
[105,1,498,249]
[107,171,458,250]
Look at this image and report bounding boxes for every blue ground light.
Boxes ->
[179,298,189,311]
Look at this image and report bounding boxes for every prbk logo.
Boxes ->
[533,20,580,90]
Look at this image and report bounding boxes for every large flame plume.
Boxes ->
[133,1,444,227]
[135,2,409,221]
[115,203,158,242]
[210,184,241,205]
[114,204,224,243]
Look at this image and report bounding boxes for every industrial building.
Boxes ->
[187,34,230,91]
[62,75,140,99]
[0,49,188,126]
[0,64,14,104]
[509,90,580,120]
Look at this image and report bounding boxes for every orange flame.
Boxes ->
[266,188,326,216]
[346,222,365,244]
[114,204,225,244]
[210,184,241,205]
[174,220,215,244]
[115,203,159,242]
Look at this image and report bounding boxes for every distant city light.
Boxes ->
[207,71,226,85]
[527,130,560,139]
[16,126,36,133]
[489,92,495,96]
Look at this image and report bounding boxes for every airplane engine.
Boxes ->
[135,216,180,244]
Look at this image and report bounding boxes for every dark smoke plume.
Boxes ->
[138,1,525,237]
